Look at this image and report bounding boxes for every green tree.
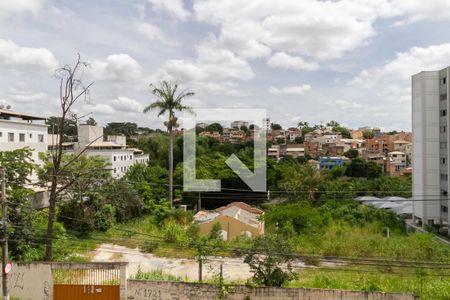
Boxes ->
[85,117,97,126]
[206,122,223,134]
[47,116,77,138]
[39,153,113,235]
[144,81,194,207]
[104,122,138,137]
[344,148,359,159]
[363,130,374,139]
[271,123,282,130]
[277,162,323,203]
[0,148,37,259]
[345,158,382,179]
[244,235,296,287]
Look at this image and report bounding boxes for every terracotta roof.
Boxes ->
[216,202,263,215]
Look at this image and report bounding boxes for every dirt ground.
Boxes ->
[91,243,253,281]
[91,244,338,281]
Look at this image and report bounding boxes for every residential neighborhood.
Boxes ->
[0,1,450,300]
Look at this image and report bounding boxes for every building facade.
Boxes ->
[412,68,449,233]
[0,109,48,180]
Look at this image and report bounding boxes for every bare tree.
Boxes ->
[44,54,94,261]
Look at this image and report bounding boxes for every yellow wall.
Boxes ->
[198,215,262,240]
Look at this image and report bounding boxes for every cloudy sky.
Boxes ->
[1,0,450,131]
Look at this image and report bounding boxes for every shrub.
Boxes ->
[163,222,184,243]
[265,204,331,236]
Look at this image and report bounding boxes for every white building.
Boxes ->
[52,124,149,178]
[230,120,249,129]
[412,68,449,233]
[0,108,48,180]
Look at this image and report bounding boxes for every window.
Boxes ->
[38,134,44,143]
[441,109,447,117]
[441,77,447,85]
[29,133,32,139]
[19,133,25,142]
[441,189,448,196]
[441,94,447,101]
[441,205,448,213]
[113,168,116,173]
[130,155,132,160]
[0,132,2,137]
[113,156,116,162]
[8,133,14,142]
[441,157,447,165]
[441,126,447,133]
[441,142,447,149]
[441,173,448,181]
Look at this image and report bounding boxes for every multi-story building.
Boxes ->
[0,108,48,180]
[230,120,249,130]
[51,124,149,178]
[412,68,449,233]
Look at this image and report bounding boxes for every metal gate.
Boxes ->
[52,263,123,300]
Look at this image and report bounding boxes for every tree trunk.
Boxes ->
[168,125,174,208]
[45,178,58,261]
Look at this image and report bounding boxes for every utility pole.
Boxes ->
[197,193,201,212]
[1,167,9,300]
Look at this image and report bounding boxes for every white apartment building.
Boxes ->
[231,120,249,129]
[412,68,450,233]
[0,109,48,179]
[53,125,149,178]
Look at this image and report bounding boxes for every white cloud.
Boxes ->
[110,97,144,113]
[0,39,58,72]
[193,0,388,61]
[88,54,142,82]
[0,0,47,18]
[350,43,450,88]
[148,0,190,21]
[153,35,253,95]
[83,103,116,116]
[268,84,312,95]
[267,52,319,71]
[8,87,47,103]
[135,21,174,45]
[392,0,450,25]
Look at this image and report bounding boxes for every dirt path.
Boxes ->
[91,243,339,281]
[91,243,253,281]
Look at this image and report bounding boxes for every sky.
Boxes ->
[2,0,450,131]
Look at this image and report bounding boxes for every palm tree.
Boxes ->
[144,81,194,207]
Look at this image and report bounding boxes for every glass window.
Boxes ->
[441,94,447,101]
[8,133,14,142]
[442,158,447,165]
[19,133,25,142]
[441,173,448,181]
[38,134,44,143]
[441,109,447,117]
[441,205,448,213]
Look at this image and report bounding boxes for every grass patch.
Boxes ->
[288,268,450,300]
[131,266,182,281]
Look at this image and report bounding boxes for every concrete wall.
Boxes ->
[127,280,419,300]
[0,262,53,300]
